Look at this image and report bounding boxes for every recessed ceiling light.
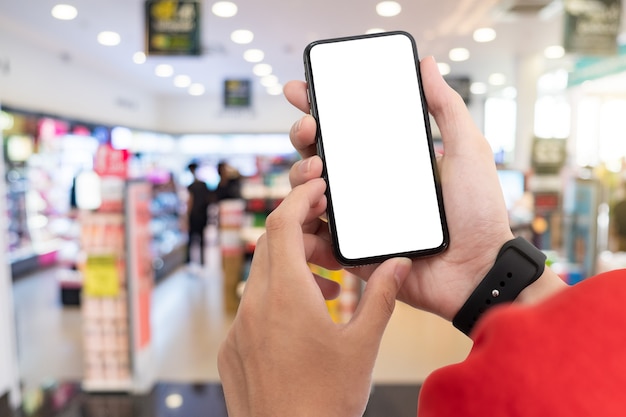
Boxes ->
[261,75,279,87]
[97,31,121,46]
[174,75,191,88]
[188,83,205,96]
[51,4,78,20]
[366,28,385,34]
[544,45,565,59]
[470,82,487,95]
[489,73,506,86]
[267,85,283,96]
[133,52,146,64]
[376,1,402,17]
[155,64,174,77]
[473,27,496,43]
[212,1,237,17]
[244,49,264,63]
[231,29,254,44]
[253,63,272,77]
[437,62,451,76]
[449,47,470,62]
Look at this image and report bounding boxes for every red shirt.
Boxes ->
[418,269,626,416]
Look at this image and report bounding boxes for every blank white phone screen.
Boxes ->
[308,33,445,261]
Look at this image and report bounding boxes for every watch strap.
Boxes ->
[452,237,546,336]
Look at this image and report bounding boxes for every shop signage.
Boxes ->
[532,137,567,175]
[83,255,120,297]
[145,0,201,56]
[94,144,129,179]
[569,44,626,86]
[563,0,621,56]
[224,79,252,108]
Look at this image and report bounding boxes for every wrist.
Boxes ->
[452,236,549,335]
[515,266,568,305]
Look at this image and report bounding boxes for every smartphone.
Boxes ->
[303,31,449,266]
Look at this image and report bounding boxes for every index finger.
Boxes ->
[284,80,310,114]
[264,178,328,281]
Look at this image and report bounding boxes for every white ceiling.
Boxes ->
[0,0,582,99]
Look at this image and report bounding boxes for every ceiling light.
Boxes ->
[97,31,121,46]
[449,48,470,62]
[267,85,283,96]
[473,27,496,43]
[253,63,272,77]
[376,1,402,17]
[366,28,385,34]
[437,62,451,76]
[544,45,565,59]
[188,83,205,96]
[174,75,191,88]
[212,1,238,17]
[231,29,254,44]
[243,49,264,63]
[470,82,487,95]
[261,75,279,87]
[489,73,506,86]
[502,87,517,99]
[51,4,78,20]
[155,64,174,77]
[133,52,146,64]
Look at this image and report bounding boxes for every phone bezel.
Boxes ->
[303,31,449,266]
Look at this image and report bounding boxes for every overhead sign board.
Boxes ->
[145,1,201,56]
[563,0,621,56]
[224,79,252,108]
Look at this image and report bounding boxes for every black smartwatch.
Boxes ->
[452,237,546,336]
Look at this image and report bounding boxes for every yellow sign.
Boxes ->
[83,255,120,297]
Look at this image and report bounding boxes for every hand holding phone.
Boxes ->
[304,31,449,266]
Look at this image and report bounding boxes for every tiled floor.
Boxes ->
[14,381,422,417]
[10,238,472,416]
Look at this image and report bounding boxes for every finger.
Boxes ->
[264,178,328,281]
[313,274,341,300]
[284,80,311,114]
[290,155,323,188]
[289,114,318,160]
[237,233,269,301]
[348,258,412,338]
[303,234,342,271]
[218,340,250,417]
[420,56,487,157]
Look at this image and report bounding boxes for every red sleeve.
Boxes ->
[417,269,626,417]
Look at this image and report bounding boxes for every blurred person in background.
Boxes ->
[186,162,211,265]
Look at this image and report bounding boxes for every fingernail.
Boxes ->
[299,157,312,174]
[393,258,412,286]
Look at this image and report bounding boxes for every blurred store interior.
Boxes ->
[2,0,626,416]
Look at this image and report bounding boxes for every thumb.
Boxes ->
[349,258,412,338]
[420,56,486,158]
